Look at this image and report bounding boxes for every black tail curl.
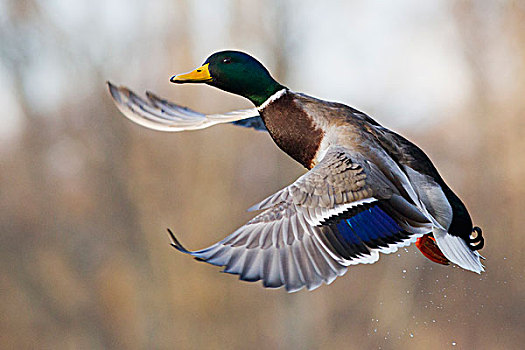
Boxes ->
[468,226,484,251]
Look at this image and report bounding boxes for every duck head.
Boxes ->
[171,51,286,106]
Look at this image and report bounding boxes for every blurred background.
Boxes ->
[1,0,524,349]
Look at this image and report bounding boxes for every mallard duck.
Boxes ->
[107,51,485,292]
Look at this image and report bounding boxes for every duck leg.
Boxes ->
[416,234,450,265]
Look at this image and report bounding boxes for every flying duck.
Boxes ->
[107,50,485,292]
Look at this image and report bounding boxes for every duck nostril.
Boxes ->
[196,69,202,72]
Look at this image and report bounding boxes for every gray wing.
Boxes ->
[107,82,265,132]
[170,146,433,292]
[169,204,348,292]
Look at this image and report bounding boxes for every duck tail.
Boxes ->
[432,228,485,273]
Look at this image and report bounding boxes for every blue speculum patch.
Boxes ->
[335,206,402,246]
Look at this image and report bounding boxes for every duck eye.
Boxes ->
[222,57,231,64]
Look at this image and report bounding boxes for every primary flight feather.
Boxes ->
[108,50,485,292]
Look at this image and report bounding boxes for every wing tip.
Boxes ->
[107,81,120,102]
[167,228,190,253]
[106,81,132,106]
[247,203,261,212]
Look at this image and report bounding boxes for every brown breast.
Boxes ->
[259,92,324,169]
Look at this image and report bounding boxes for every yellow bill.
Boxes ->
[170,63,212,83]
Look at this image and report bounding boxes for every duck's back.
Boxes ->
[259,90,476,245]
[377,128,475,242]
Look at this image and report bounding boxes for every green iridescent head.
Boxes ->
[171,51,286,106]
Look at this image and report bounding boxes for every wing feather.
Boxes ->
[169,147,434,291]
[107,82,264,132]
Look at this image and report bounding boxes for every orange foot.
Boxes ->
[416,234,450,265]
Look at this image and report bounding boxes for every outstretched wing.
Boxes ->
[107,82,266,132]
[170,146,433,292]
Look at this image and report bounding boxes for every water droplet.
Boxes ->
[452,341,457,346]
[409,333,414,338]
